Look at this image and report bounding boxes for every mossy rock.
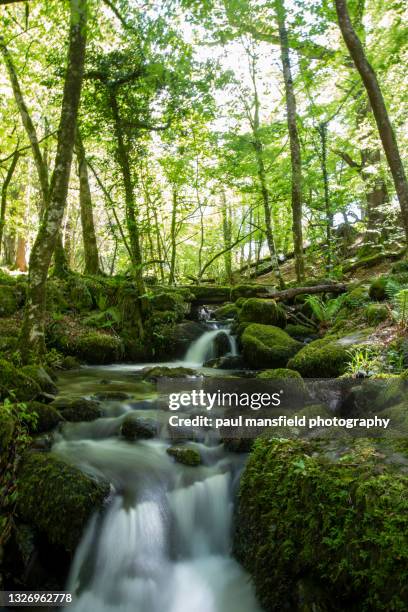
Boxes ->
[141,366,196,382]
[257,368,308,403]
[147,311,178,326]
[235,297,246,308]
[369,276,388,301]
[61,355,81,370]
[74,332,123,364]
[285,324,317,340]
[51,398,102,422]
[21,366,58,396]
[45,280,70,312]
[287,335,352,378]
[0,317,20,337]
[0,285,19,316]
[24,401,64,434]
[17,452,109,552]
[0,410,15,465]
[234,437,408,611]
[0,359,41,401]
[149,292,185,315]
[239,298,286,328]
[166,445,201,466]
[342,285,370,309]
[365,303,389,325]
[242,324,302,369]
[121,414,158,440]
[213,303,239,320]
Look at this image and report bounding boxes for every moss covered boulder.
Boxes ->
[121,414,158,440]
[49,318,124,364]
[239,298,286,328]
[213,303,239,320]
[234,437,408,611]
[166,445,201,466]
[369,276,388,301]
[230,284,272,301]
[24,401,64,433]
[21,366,58,396]
[288,335,357,378]
[17,452,109,551]
[150,292,186,317]
[67,278,94,311]
[141,366,196,382]
[365,303,389,325]
[242,324,302,369]
[51,398,102,422]
[285,324,317,340]
[0,359,41,401]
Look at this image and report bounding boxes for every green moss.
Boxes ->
[234,437,408,611]
[67,278,94,311]
[285,324,316,339]
[239,298,286,328]
[0,359,41,401]
[17,452,109,551]
[150,292,185,316]
[141,366,196,381]
[73,332,123,364]
[45,280,69,312]
[24,402,63,434]
[256,368,303,380]
[235,297,246,308]
[51,398,101,422]
[369,276,388,301]
[213,303,239,320]
[365,303,389,325]
[166,446,201,466]
[21,365,58,395]
[0,285,19,316]
[287,335,351,378]
[121,415,158,440]
[392,261,408,274]
[242,324,302,369]
[231,284,269,301]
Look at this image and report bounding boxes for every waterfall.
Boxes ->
[184,327,238,365]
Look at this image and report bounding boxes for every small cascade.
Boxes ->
[184,325,238,365]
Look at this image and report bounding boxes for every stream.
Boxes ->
[51,324,262,612]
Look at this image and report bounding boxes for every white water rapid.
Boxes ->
[184,326,238,365]
[51,365,262,612]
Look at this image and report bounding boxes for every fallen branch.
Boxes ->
[265,283,348,302]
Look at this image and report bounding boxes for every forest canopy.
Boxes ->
[0,0,407,353]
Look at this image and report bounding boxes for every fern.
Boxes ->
[393,289,408,328]
[305,294,346,326]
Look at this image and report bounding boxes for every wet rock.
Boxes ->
[94,391,130,401]
[213,303,239,320]
[24,402,64,434]
[166,446,201,466]
[213,331,231,357]
[161,321,206,358]
[121,415,158,440]
[17,452,110,552]
[51,398,102,422]
[204,355,245,369]
[141,366,196,382]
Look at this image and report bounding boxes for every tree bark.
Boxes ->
[109,89,145,294]
[0,151,19,256]
[169,187,178,285]
[275,0,305,282]
[21,0,88,355]
[75,131,101,274]
[221,189,233,284]
[334,0,408,242]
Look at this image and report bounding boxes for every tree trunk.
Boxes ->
[275,0,305,282]
[169,187,178,286]
[21,0,88,356]
[334,0,408,242]
[221,189,233,284]
[15,235,27,272]
[76,131,101,274]
[109,90,145,294]
[0,151,19,256]
[317,122,333,272]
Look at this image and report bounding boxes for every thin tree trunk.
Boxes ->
[109,90,145,294]
[275,0,305,281]
[76,131,101,274]
[15,235,27,272]
[21,0,88,355]
[317,122,333,271]
[221,189,233,284]
[334,0,408,242]
[169,187,178,286]
[0,151,19,256]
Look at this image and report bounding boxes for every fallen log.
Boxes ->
[264,283,348,302]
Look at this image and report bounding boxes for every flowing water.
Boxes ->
[51,326,262,612]
[184,325,238,365]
